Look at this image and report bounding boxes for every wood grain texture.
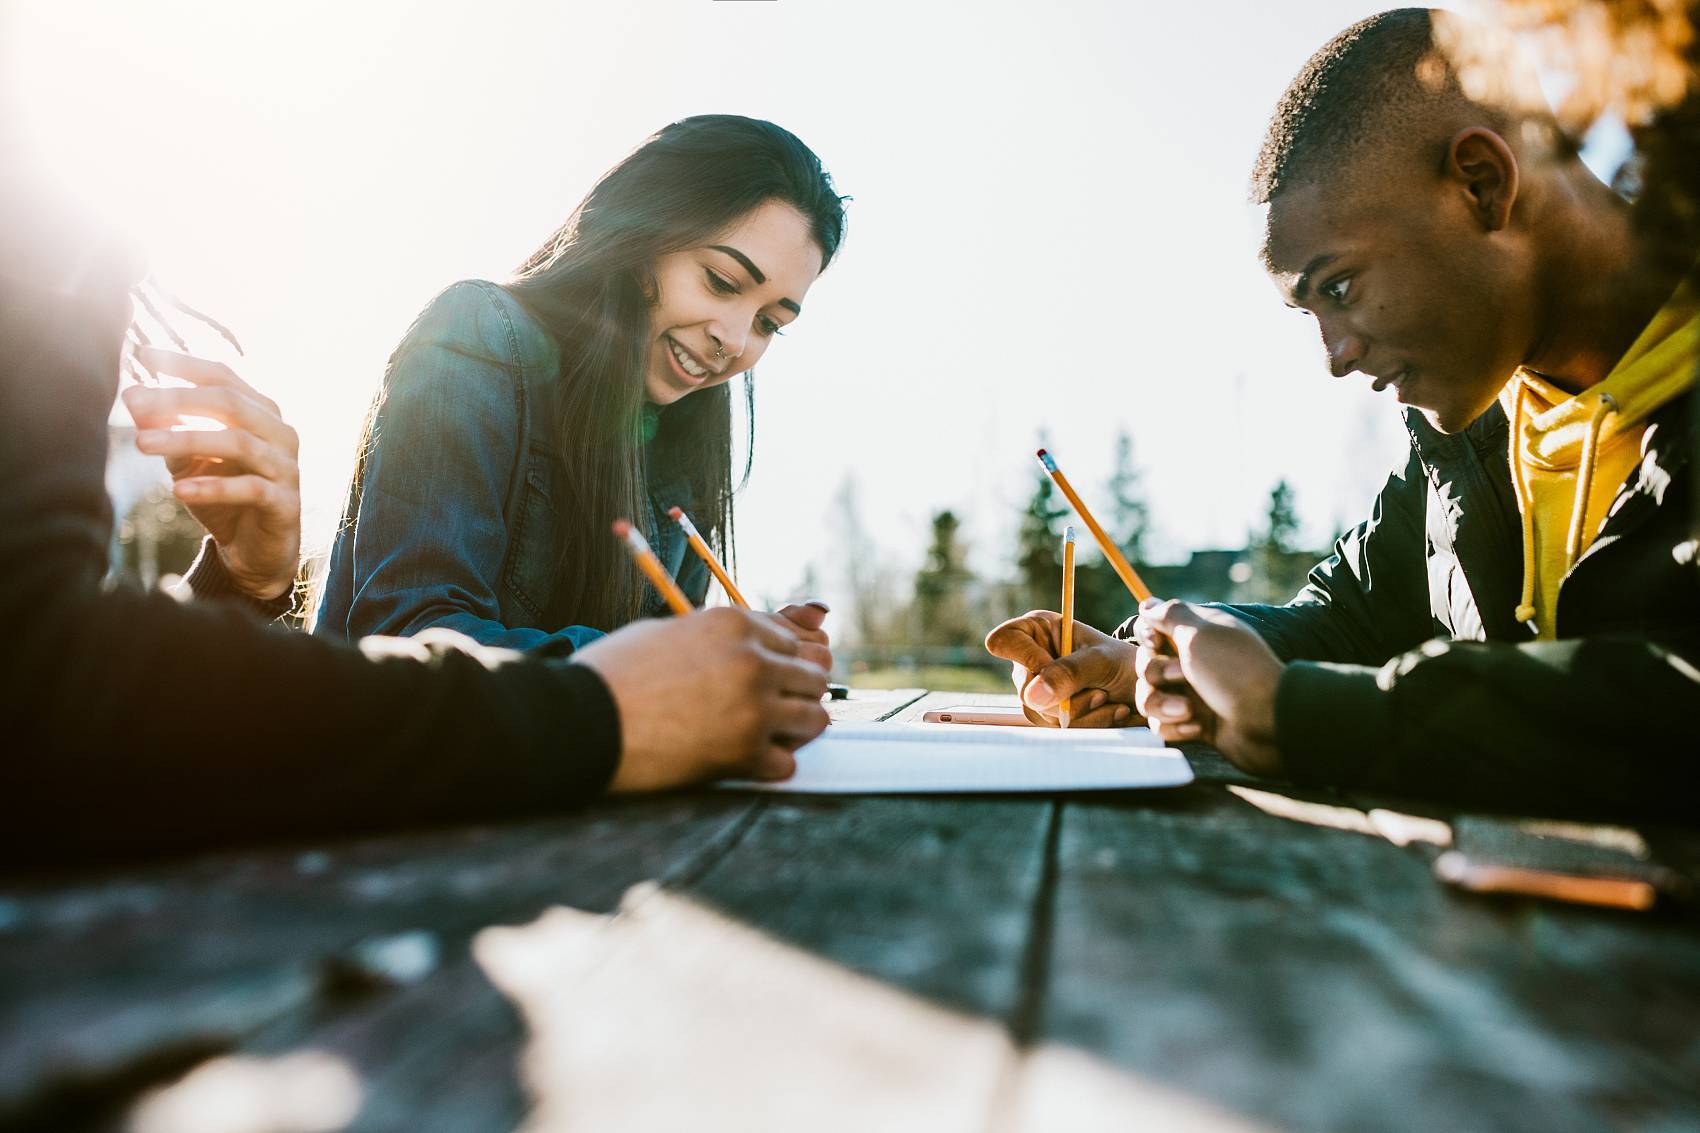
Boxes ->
[1036,795,1700,1132]
[0,795,758,1130]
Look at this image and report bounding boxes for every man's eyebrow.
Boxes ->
[1291,253,1338,303]
[778,298,801,316]
[710,245,765,285]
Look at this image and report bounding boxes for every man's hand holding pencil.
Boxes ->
[983,448,1156,729]
[1133,598,1286,777]
[984,611,1141,728]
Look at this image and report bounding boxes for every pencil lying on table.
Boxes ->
[1060,525,1076,729]
[669,506,749,609]
[612,518,694,616]
[1036,448,1154,603]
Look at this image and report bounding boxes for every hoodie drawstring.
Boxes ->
[1508,383,1539,627]
[1565,392,1619,564]
[1509,381,1620,628]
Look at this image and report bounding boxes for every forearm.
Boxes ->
[1275,635,1700,819]
[2,579,619,862]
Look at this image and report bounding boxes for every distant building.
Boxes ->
[1144,546,1324,606]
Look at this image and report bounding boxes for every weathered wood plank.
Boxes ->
[0,794,758,1129]
[1031,793,1700,1132]
[458,880,1026,1133]
[418,688,1045,1129]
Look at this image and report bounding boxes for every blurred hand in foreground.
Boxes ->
[122,347,300,601]
[983,610,1140,727]
[576,607,830,792]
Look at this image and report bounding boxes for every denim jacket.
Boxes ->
[313,280,708,655]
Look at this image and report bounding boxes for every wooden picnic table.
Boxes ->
[3,689,1698,1133]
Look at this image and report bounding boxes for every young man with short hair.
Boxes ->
[989,8,1699,816]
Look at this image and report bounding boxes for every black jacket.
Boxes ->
[1129,398,1700,818]
[0,274,621,864]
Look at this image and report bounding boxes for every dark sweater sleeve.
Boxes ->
[1215,444,1434,664]
[179,535,298,621]
[1114,444,1434,666]
[0,277,620,864]
[1275,634,1700,820]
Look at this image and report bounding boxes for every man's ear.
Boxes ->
[1446,127,1519,232]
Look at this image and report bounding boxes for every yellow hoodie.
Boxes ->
[1499,273,1700,639]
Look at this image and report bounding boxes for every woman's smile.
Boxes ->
[662,333,716,389]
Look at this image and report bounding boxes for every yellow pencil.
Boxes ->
[1060,525,1076,729]
[612,518,694,616]
[1036,448,1154,604]
[668,506,749,609]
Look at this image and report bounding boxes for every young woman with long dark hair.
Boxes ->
[313,115,846,655]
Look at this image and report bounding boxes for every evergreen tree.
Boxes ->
[1261,479,1300,554]
[1015,455,1068,613]
[1246,479,1309,603]
[1105,428,1151,565]
[1075,429,1156,630]
[912,510,976,647]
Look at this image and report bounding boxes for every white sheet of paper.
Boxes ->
[722,721,1194,794]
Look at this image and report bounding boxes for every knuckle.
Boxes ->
[734,702,766,748]
[729,647,763,689]
[704,605,745,633]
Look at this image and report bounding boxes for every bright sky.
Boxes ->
[6,0,1544,608]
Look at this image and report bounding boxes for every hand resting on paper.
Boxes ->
[983,610,1141,728]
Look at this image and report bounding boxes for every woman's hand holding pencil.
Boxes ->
[669,506,833,671]
[763,601,833,672]
[983,611,1141,728]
